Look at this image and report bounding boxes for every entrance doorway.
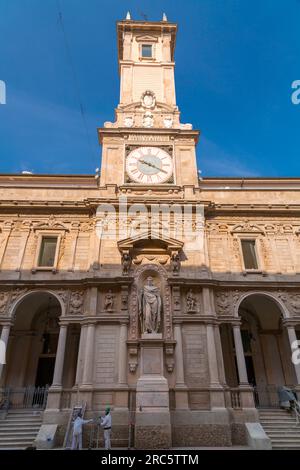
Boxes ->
[35,357,56,387]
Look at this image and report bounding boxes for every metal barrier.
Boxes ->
[0,386,49,410]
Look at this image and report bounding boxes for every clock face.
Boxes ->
[126,147,173,184]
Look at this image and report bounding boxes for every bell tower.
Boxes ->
[118,15,177,107]
[98,14,199,189]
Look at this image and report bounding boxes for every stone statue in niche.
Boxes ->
[138,276,162,334]
[104,290,115,311]
[121,253,132,275]
[186,289,197,313]
[170,253,181,274]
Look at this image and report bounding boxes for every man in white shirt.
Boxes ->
[100,406,112,450]
[71,412,93,450]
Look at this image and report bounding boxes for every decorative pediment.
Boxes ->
[33,221,69,231]
[135,35,158,43]
[231,222,264,234]
[118,100,175,113]
[118,230,183,254]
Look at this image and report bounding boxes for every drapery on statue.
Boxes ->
[138,276,162,334]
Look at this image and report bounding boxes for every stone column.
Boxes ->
[232,323,255,409]
[46,324,68,411]
[173,322,189,409]
[232,324,249,385]
[0,324,11,383]
[214,324,227,385]
[81,323,95,387]
[118,322,128,385]
[115,322,129,411]
[286,324,300,385]
[207,323,225,408]
[74,324,87,387]
[51,325,68,388]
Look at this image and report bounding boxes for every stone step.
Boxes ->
[0,444,33,449]
[267,433,300,438]
[271,436,300,444]
[272,445,300,449]
[0,416,42,423]
[260,419,297,424]
[0,431,37,440]
[0,425,41,430]
[0,436,38,443]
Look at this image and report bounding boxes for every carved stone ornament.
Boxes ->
[104,290,115,312]
[0,292,10,314]
[142,111,154,128]
[141,90,156,109]
[165,342,175,373]
[69,291,84,315]
[122,252,132,275]
[124,116,134,128]
[277,291,300,315]
[138,276,162,334]
[170,253,181,275]
[128,343,138,373]
[215,290,241,316]
[186,289,197,313]
[163,116,173,129]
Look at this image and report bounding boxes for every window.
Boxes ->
[38,237,58,267]
[141,44,152,58]
[241,239,258,270]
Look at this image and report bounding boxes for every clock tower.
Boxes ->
[98,14,200,189]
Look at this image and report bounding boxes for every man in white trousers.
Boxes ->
[100,406,112,450]
[71,412,93,450]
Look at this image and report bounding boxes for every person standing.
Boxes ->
[71,412,93,450]
[100,406,112,450]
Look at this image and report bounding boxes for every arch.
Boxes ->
[9,289,65,321]
[234,291,290,319]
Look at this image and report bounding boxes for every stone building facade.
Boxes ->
[0,16,300,448]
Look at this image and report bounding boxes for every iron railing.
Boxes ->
[0,386,49,410]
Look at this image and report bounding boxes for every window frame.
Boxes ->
[139,43,155,61]
[34,232,61,272]
[239,237,261,272]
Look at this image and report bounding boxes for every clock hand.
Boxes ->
[139,158,168,174]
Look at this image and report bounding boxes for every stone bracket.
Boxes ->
[127,340,139,373]
[164,340,176,373]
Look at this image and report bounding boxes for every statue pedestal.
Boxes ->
[134,336,172,449]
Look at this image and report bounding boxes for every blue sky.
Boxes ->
[0,0,299,177]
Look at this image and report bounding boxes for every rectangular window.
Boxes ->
[38,237,58,267]
[241,239,258,270]
[141,44,152,58]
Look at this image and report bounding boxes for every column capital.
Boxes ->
[0,322,13,328]
[231,320,243,328]
[281,319,298,329]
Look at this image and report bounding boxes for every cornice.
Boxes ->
[97,127,200,144]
